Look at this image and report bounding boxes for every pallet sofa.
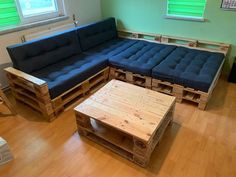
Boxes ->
[5,18,230,121]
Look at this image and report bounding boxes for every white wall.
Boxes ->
[0,0,102,87]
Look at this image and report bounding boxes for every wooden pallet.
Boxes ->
[109,67,152,88]
[0,84,16,116]
[4,67,109,121]
[5,67,54,121]
[76,108,173,167]
[161,36,230,55]
[152,79,212,110]
[175,86,208,110]
[52,67,109,114]
[74,80,176,167]
[152,79,177,96]
[161,35,198,47]
[118,29,230,56]
[118,29,161,43]
[153,55,225,110]
[118,30,229,110]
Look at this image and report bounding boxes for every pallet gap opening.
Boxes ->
[183,91,200,103]
[90,79,106,93]
[63,93,84,109]
[133,76,145,86]
[61,85,83,101]
[86,133,134,161]
[157,84,173,95]
[87,119,134,153]
[90,72,104,85]
[114,72,125,80]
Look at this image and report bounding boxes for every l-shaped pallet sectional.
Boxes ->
[4,18,230,121]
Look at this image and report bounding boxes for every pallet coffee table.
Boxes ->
[74,80,176,167]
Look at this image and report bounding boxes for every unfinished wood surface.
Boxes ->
[161,35,198,47]
[52,67,109,114]
[110,67,152,88]
[0,84,16,116]
[4,67,46,86]
[117,29,229,110]
[118,29,162,42]
[118,30,230,56]
[5,66,109,121]
[152,78,210,110]
[5,70,54,121]
[152,79,175,96]
[151,55,225,110]
[75,80,175,142]
[0,76,236,176]
[75,80,175,166]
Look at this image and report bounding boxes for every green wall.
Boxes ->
[101,0,236,72]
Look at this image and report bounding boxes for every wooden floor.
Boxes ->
[0,78,236,177]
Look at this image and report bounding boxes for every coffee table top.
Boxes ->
[74,80,175,142]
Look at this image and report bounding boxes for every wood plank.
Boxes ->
[118,30,230,56]
[110,68,152,88]
[79,119,134,153]
[75,80,175,142]
[0,84,16,116]
[4,67,46,86]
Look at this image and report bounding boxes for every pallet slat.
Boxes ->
[110,67,152,88]
[77,119,134,153]
[152,79,211,110]
[5,67,109,121]
[52,67,109,113]
[75,80,175,167]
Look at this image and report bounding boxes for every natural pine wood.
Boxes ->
[110,67,152,88]
[0,77,236,177]
[0,84,16,116]
[118,29,230,55]
[75,80,175,142]
[5,67,109,121]
[75,80,175,166]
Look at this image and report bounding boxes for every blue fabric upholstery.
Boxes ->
[77,17,117,51]
[31,54,108,99]
[7,29,81,73]
[109,41,176,76]
[84,38,138,57]
[152,47,225,92]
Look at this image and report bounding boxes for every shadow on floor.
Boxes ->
[78,121,181,175]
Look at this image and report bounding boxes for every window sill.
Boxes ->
[165,15,205,22]
[0,15,69,35]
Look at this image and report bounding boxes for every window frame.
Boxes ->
[15,0,66,24]
[166,0,207,22]
[0,0,67,33]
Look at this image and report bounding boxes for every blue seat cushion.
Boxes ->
[31,54,108,99]
[152,47,225,92]
[77,17,117,51]
[109,41,176,76]
[84,38,138,58]
[7,29,81,73]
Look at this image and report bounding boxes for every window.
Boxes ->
[167,0,207,21]
[18,0,58,17]
[0,0,65,30]
[0,0,20,27]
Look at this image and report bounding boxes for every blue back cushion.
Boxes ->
[7,29,81,73]
[77,17,118,51]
